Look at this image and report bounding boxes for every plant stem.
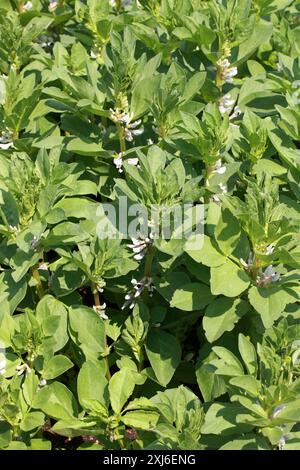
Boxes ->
[204,163,215,204]
[215,65,223,89]
[31,267,44,299]
[92,282,101,308]
[117,122,126,153]
[142,246,155,302]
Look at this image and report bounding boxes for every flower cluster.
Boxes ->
[257,265,280,287]
[109,109,144,141]
[0,130,13,150]
[127,234,154,260]
[213,158,226,175]
[217,58,238,83]
[36,34,57,50]
[22,1,33,12]
[122,277,154,310]
[93,303,108,320]
[49,0,58,11]
[113,152,139,173]
[218,94,235,114]
[16,363,31,376]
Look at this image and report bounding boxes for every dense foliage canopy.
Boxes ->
[0,0,300,451]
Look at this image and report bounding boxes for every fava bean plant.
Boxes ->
[0,0,300,451]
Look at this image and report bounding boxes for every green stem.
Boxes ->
[31,267,44,299]
[144,246,155,278]
[204,163,215,204]
[117,122,126,153]
[215,65,223,89]
[17,1,24,14]
[142,246,155,302]
[92,282,101,308]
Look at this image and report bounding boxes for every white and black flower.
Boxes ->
[16,363,31,376]
[127,235,153,261]
[122,277,153,310]
[218,94,235,114]
[0,130,13,150]
[113,152,139,173]
[93,303,108,320]
[257,265,280,287]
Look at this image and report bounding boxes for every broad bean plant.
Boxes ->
[0,0,300,451]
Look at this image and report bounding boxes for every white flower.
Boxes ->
[224,66,238,83]
[229,106,241,120]
[39,378,47,387]
[122,277,153,310]
[270,404,286,420]
[113,152,139,173]
[212,194,221,203]
[36,34,56,49]
[265,244,274,255]
[218,58,238,83]
[122,114,143,142]
[109,0,133,6]
[218,182,227,194]
[127,235,153,260]
[218,94,235,114]
[0,358,6,376]
[0,130,13,150]
[278,435,288,450]
[109,108,128,124]
[49,0,58,11]
[38,262,48,271]
[30,236,40,250]
[113,153,124,173]
[110,109,144,142]
[213,159,226,175]
[23,1,33,11]
[93,303,108,320]
[240,251,255,270]
[90,48,101,60]
[147,138,154,145]
[16,363,31,376]
[257,265,280,287]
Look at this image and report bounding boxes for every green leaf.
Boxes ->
[145,330,181,387]
[21,412,45,432]
[108,368,136,414]
[185,234,225,267]
[77,360,108,410]
[201,403,253,436]
[0,189,19,227]
[42,355,74,380]
[121,410,159,430]
[33,382,78,420]
[68,306,106,360]
[36,295,68,352]
[210,259,250,297]
[220,434,270,450]
[248,285,297,328]
[215,208,241,256]
[238,334,257,376]
[203,298,248,342]
[131,76,161,119]
[170,283,214,311]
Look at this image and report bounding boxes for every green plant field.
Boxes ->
[0,0,300,451]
